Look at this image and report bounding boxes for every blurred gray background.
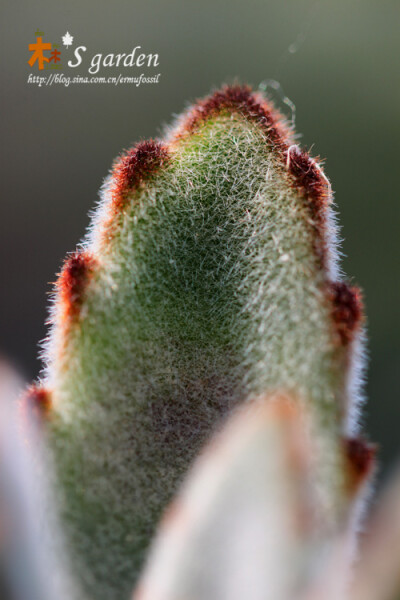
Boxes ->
[1,0,399,480]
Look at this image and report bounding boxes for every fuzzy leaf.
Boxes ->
[33,85,367,599]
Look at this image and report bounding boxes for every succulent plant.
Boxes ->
[2,84,397,600]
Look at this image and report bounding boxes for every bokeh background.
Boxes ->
[1,0,399,481]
